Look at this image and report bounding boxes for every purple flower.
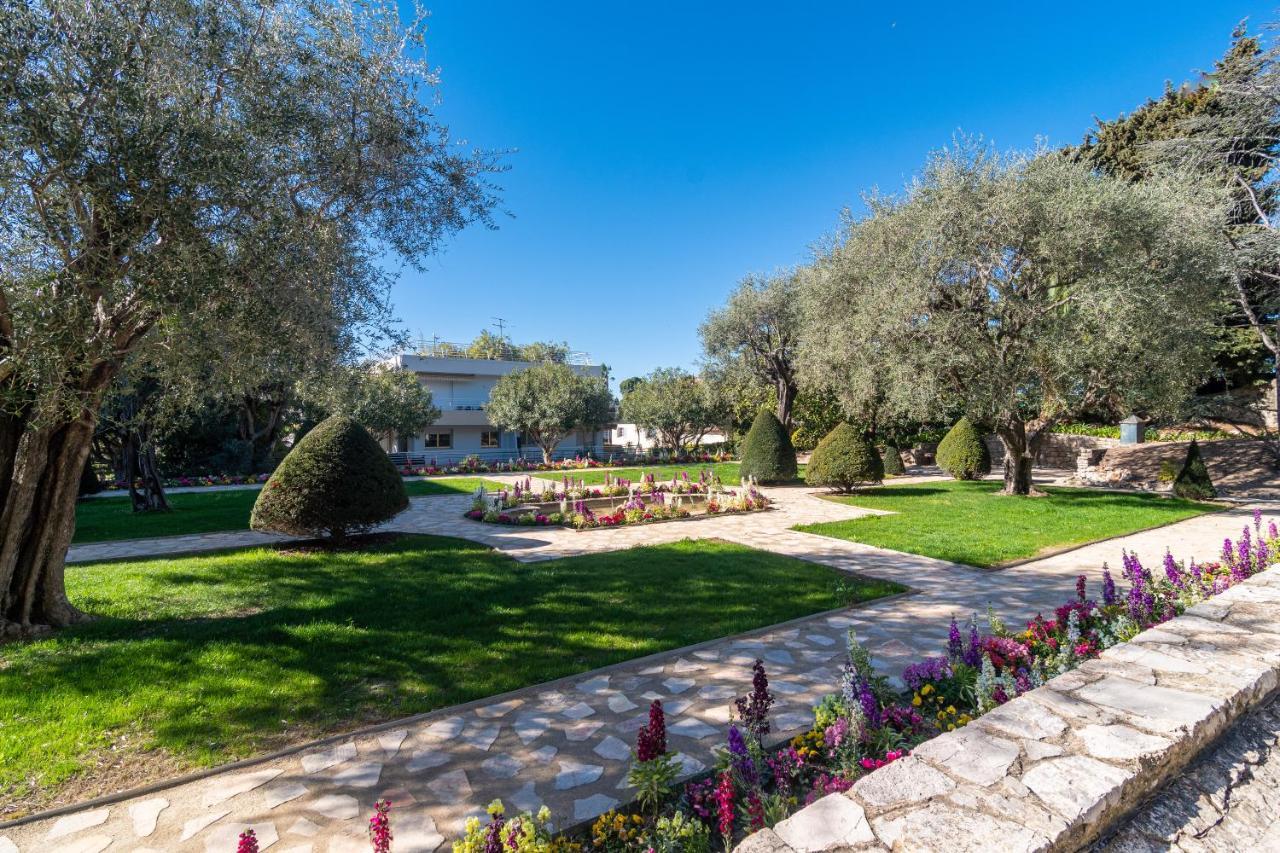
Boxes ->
[1101,567,1117,606]
[1269,521,1278,540]
[962,619,982,668]
[857,676,881,729]
[735,659,774,742]
[1163,551,1182,588]
[1255,508,1263,532]
[1076,574,1087,602]
[902,656,951,691]
[947,617,963,661]
[727,724,757,784]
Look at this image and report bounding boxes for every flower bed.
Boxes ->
[462,471,769,530]
[400,451,734,478]
[454,511,1280,851]
[101,472,272,491]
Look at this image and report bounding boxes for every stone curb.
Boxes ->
[736,564,1280,853]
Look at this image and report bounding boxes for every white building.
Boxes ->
[381,348,611,464]
[610,423,729,451]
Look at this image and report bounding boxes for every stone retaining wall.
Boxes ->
[984,433,1119,471]
[734,565,1280,853]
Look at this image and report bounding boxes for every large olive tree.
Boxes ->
[800,143,1225,495]
[486,363,613,462]
[0,0,499,635]
[700,271,803,428]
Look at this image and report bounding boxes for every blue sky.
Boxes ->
[389,1,1274,387]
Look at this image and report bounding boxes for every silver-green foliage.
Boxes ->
[799,141,1225,494]
[485,363,613,462]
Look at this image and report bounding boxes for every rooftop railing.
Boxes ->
[409,339,595,366]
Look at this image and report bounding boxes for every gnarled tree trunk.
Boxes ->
[0,409,100,637]
[995,417,1052,496]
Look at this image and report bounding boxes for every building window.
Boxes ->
[481,430,500,448]
[423,431,452,448]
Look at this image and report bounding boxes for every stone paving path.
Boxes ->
[11,478,1271,853]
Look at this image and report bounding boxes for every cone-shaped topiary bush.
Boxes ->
[1172,439,1216,501]
[881,443,905,476]
[936,416,991,480]
[739,410,798,483]
[806,424,883,492]
[251,415,408,545]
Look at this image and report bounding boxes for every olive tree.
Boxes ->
[700,271,803,427]
[0,0,499,635]
[486,363,613,462]
[307,365,441,443]
[800,143,1225,495]
[620,368,711,453]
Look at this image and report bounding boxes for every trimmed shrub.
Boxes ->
[739,410,798,483]
[936,417,991,480]
[1172,439,1216,501]
[251,415,408,544]
[881,444,906,476]
[806,424,883,492]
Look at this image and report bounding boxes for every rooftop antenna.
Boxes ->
[492,317,510,339]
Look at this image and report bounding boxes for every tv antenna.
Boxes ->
[492,317,510,339]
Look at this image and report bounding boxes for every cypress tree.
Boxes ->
[739,410,798,483]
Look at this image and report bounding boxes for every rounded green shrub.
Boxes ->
[739,410,798,483]
[1172,439,1216,501]
[936,417,991,480]
[881,443,906,476]
[806,424,883,492]
[251,415,408,544]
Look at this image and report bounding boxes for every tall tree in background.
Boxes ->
[486,363,612,462]
[1075,26,1280,436]
[700,271,803,428]
[801,143,1224,495]
[620,368,711,453]
[0,0,500,634]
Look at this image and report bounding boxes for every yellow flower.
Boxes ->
[946,705,957,715]
[920,684,934,696]
[486,799,504,817]
[912,694,922,707]
[947,723,956,731]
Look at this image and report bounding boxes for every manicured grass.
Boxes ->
[72,477,505,544]
[796,480,1217,568]
[0,536,902,812]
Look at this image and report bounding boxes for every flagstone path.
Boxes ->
[12,478,1271,853]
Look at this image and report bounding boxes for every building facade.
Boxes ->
[381,350,611,464]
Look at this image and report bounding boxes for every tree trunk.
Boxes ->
[776,379,797,430]
[0,412,98,636]
[124,433,170,512]
[996,421,1034,496]
[995,418,1050,496]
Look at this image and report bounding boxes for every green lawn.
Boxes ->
[0,536,901,813]
[72,477,505,544]
[796,480,1217,568]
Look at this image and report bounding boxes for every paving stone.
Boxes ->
[594,735,631,761]
[181,810,231,841]
[377,729,409,756]
[0,838,14,853]
[606,694,638,713]
[458,723,501,751]
[301,742,358,773]
[576,675,611,694]
[128,798,167,837]
[773,793,874,850]
[331,760,382,788]
[668,717,718,739]
[693,649,721,660]
[529,745,558,762]
[204,821,279,853]
[697,684,739,700]
[406,748,451,773]
[805,634,836,646]
[395,811,445,853]
[662,677,695,694]
[513,713,553,744]
[474,699,522,719]
[774,711,813,733]
[49,835,113,853]
[509,781,543,814]
[674,752,706,775]
[47,807,110,839]
[555,760,604,790]
[574,794,620,821]
[480,753,524,778]
[564,720,605,742]
[912,727,1020,787]
[308,794,360,820]
[561,701,596,720]
[672,658,704,674]
[287,818,322,837]
[427,769,472,804]
[421,717,466,741]
[763,649,795,666]
[1022,755,1132,823]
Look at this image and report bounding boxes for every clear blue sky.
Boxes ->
[388,1,1274,387]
